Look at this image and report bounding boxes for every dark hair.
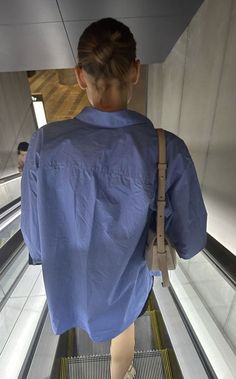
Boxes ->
[77,18,136,83]
[17,142,29,154]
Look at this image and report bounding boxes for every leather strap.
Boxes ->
[156,129,167,254]
[158,254,169,287]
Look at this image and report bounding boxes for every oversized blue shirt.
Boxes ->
[21,107,207,341]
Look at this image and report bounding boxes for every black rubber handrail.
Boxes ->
[0,204,21,232]
[204,234,236,287]
[0,173,21,184]
[0,197,21,216]
[0,230,24,275]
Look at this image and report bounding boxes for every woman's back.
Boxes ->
[22,108,156,339]
[21,17,207,379]
[21,105,206,340]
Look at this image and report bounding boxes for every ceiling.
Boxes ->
[0,0,204,72]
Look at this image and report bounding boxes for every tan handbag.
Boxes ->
[145,128,177,287]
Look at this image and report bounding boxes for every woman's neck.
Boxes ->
[93,98,127,112]
[87,78,130,112]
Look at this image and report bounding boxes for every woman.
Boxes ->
[21,18,207,379]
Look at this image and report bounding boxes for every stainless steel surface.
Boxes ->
[153,277,209,379]
[66,350,165,379]
[26,314,59,379]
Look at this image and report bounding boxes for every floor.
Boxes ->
[28,69,90,123]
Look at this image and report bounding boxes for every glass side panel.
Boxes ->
[0,177,21,209]
[0,214,21,249]
[0,246,28,303]
[170,252,236,379]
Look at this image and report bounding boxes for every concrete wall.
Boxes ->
[0,71,37,179]
[147,0,236,255]
[128,65,147,116]
[0,71,37,207]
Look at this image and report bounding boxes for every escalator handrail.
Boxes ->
[0,203,21,226]
[0,230,24,276]
[0,197,21,217]
[204,234,236,288]
[0,173,21,185]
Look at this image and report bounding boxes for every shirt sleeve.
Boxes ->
[165,151,207,259]
[21,131,42,264]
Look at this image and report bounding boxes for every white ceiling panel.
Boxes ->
[64,19,95,63]
[124,16,190,63]
[0,23,75,72]
[57,0,182,20]
[0,0,204,71]
[0,0,61,24]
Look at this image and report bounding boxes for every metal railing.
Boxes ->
[0,172,21,184]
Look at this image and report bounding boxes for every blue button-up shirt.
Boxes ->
[21,107,207,341]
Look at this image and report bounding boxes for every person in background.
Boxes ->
[17,142,29,172]
[21,18,207,379]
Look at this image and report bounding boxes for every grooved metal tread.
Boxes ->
[61,350,166,379]
[75,312,156,356]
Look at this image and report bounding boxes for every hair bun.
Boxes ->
[93,43,113,66]
[78,18,136,81]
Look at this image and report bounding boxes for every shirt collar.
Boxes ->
[76,106,147,128]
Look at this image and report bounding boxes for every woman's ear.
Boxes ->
[131,60,141,85]
[75,66,87,90]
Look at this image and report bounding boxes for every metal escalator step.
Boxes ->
[75,329,110,356]
[76,312,156,356]
[61,350,166,379]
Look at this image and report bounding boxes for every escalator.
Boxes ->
[0,199,175,379]
[0,193,47,379]
[1,195,236,378]
[0,196,26,302]
[59,304,175,379]
[29,236,236,379]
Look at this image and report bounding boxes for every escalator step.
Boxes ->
[76,312,155,356]
[61,350,168,379]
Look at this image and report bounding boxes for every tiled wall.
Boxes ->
[0,72,37,180]
[147,0,236,254]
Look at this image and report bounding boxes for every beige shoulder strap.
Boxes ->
[156,129,167,253]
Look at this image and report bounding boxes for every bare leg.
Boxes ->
[110,323,135,379]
